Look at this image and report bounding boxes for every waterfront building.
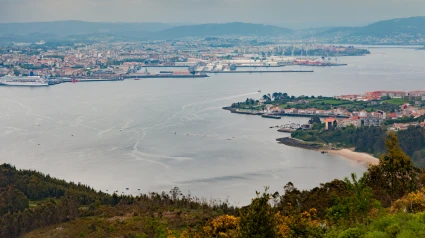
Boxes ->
[324,117,337,130]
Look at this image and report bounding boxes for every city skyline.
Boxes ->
[1,0,425,28]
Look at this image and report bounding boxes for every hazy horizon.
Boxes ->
[1,0,425,28]
[0,16,424,30]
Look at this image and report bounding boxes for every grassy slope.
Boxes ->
[385,98,407,105]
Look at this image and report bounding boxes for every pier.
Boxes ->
[262,114,282,119]
[236,65,285,68]
[196,70,314,74]
[124,74,209,79]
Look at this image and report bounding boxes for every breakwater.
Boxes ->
[125,74,209,79]
[236,65,284,68]
[34,74,208,87]
[197,70,313,74]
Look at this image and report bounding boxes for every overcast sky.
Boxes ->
[1,0,424,28]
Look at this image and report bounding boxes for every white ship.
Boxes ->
[0,75,49,86]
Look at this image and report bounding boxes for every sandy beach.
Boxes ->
[277,137,380,167]
[326,149,379,167]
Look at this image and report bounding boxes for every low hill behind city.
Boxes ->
[151,22,293,39]
[317,16,425,38]
[0,16,424,44]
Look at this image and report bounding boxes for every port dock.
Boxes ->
[125,74,209,79]
[197,70,313,74]
[262,114,282,119]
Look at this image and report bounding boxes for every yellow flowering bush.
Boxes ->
[275,208,322,238]
[391,187,425,213]
[203,215,240,238]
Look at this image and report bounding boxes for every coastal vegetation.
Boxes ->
[230,91,425,168]
[291,116,425,168]
[232,92,412,112]
[3,134,425,237]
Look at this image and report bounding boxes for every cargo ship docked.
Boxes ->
[0,75,49,86]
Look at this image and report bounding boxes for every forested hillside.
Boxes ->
[3,133,425,237]
[0,164,234,237]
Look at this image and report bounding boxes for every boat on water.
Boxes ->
[0,75,49,86]
[134,78,140,80]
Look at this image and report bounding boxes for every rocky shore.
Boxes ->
[276,137,323,150]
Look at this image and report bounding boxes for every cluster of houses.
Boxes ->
[335,90,425,101]
[326,110,386,130]
[389,122,425,131]
[264,105,351,117]
[263,100,425,131]
[330,103,425,131]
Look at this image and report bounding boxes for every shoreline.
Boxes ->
[277,137,379,167]
[325,148,379,167]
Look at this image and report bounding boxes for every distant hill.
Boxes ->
[0,17,424,43]
[0,21,292,42]
[317,16,425,38]
[0,21,172,40]
[355,16,425,37]
[150,22,293,39]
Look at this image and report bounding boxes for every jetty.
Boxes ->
[236,65,285,68]
[124,74,209,79]
[197,70,313,74]
[262,114,282,119]
[294,63,347,67]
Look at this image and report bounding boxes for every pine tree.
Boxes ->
[239,188,277,238]
[366,132,417,205]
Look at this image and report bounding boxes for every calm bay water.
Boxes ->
[0,48,424,205]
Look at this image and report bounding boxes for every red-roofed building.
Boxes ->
[365,91,381,100]
[365,91,406,99]
[388,113,397,119]
[324,117,337,130]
